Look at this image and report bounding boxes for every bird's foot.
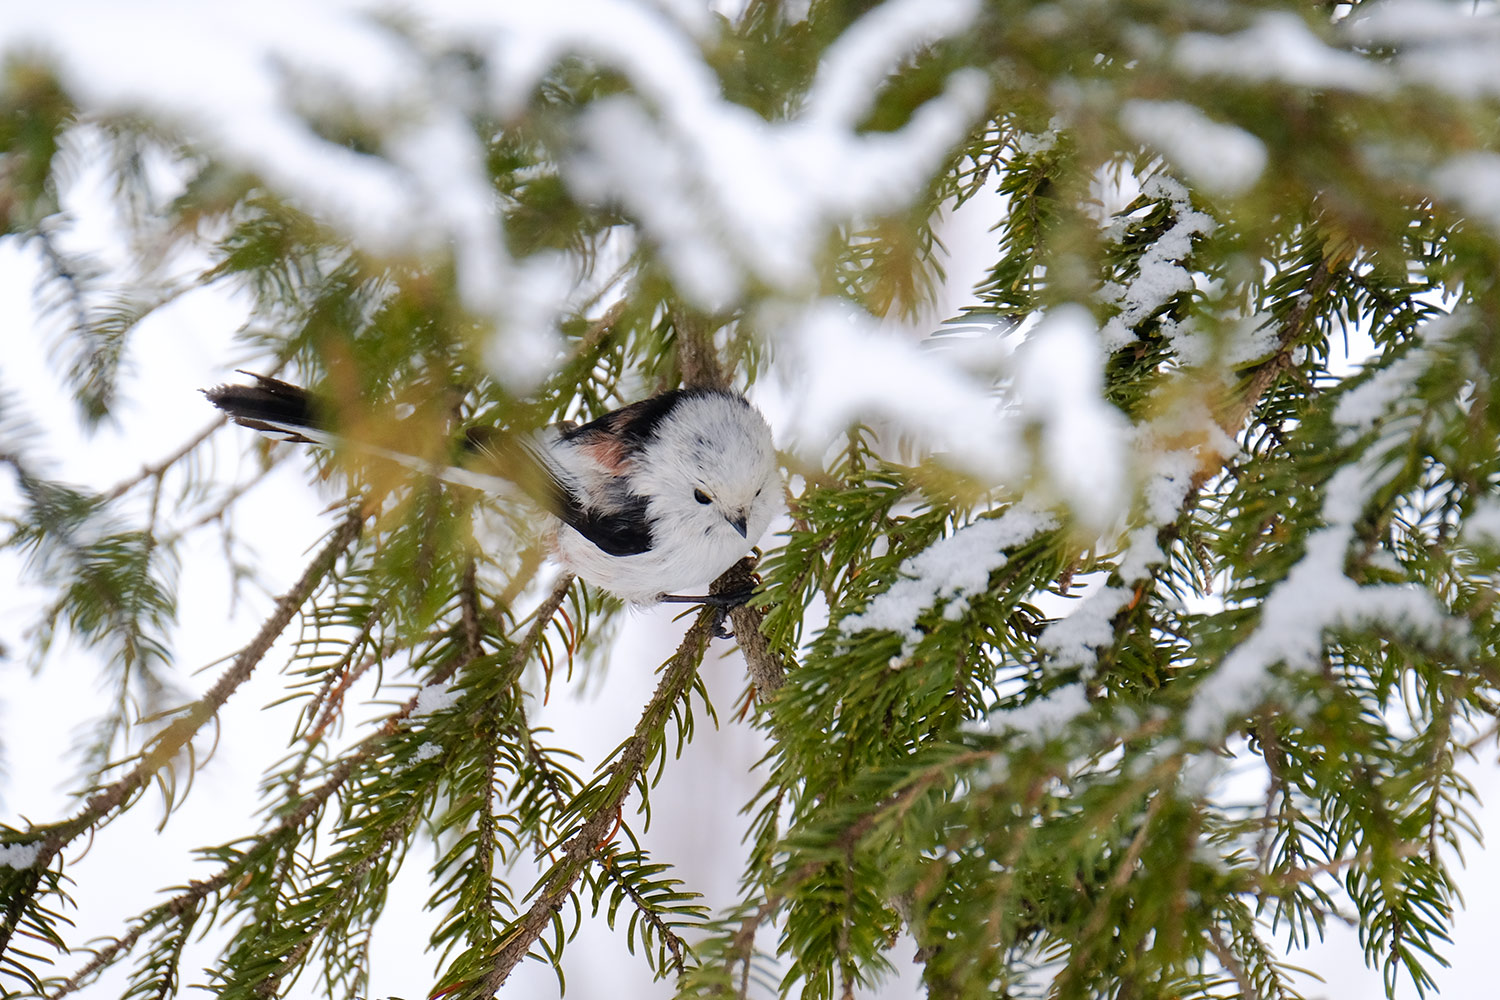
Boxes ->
[657,587,755,610]
[658,587,756,639]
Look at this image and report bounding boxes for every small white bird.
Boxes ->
[204,373,782,605]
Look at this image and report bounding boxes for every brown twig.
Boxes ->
[103,415,228,502]
[720,557,785,697]
[23,505,363,869]
[671,306,728,390]
[1206,924,1259,1000]
[52,567,572,999]
[468,602,718,995]
[26,508,366,989]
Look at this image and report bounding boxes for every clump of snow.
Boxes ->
[1345,0,1500,45]
[1175,12,1390,93]
[843,506,1057,647]
[1037,586,1132,677]
[0,0,989,385]
[1333,359,1416,442]
[413,681,458,718]
[1119,100,1267,197]
[557,0,989,309]
[0,842,42,869]
[1365,548,1404,575]
[802,0,980,129]
[1099,176,1216,351]
[1344,0,1500,100]
[1430,153,1500,237]
[1158,314,1278,370]
[1012,116,1065,156]
[761,297,1025,484]
[1116,446,1205,586]
[1221,314,1281,368]
[1117,525,1167,585]
[1140,450,1198,525]
[1332,316,1454,444]
[1013,306,1132,531]
[411,741,443,763]
[988,684,1090,741]
[1463,498,1500,547]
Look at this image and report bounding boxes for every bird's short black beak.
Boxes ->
[729,511,748,538]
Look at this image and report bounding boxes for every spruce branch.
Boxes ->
[1056,786,1171,995]
[301,594,391,745]
[504,634,696,975]
[101,414,228,503]
[1207,923,1260,1000]
[463,593,721,996]
[1213,255,1337,452]
[52,565,568,998]
[0,505,364,968]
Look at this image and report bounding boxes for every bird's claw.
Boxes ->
[657,586,755,610]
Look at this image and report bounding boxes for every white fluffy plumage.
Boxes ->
[547,390,781,602]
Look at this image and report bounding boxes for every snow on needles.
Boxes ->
[1099,176,1215,352]
[0,0,987,382]
[1184,462,1459,740]
[1013,306,1132,531]
[1345,0,1500,100]
[1036,587,1133,679]
[0,842,42,870]
[564,0,988,309]
[766,301,1129,536]
[842,505,1057,651]
[1119,100,1266,198]
[1174,12,1389,94]
[1174,4,1500,104]
[988,684,1090,743]
[1332,343,1436,444]
[412,681,458,718]
[0,2,561,388]
[763,298,1022,483]
[1176,317,1464,740]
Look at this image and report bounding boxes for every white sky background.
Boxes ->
[4,3,1500,999]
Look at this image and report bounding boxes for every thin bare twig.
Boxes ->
[1207,924,1259,1000]
[103,415,228,502]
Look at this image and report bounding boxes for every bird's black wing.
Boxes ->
[562,492,654,557]
[464,426,655,557]
[560,387,748,455]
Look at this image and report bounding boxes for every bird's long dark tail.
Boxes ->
[202,373,561,505]
[203,371,322,443]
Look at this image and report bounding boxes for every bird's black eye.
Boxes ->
[693,488,712,505]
